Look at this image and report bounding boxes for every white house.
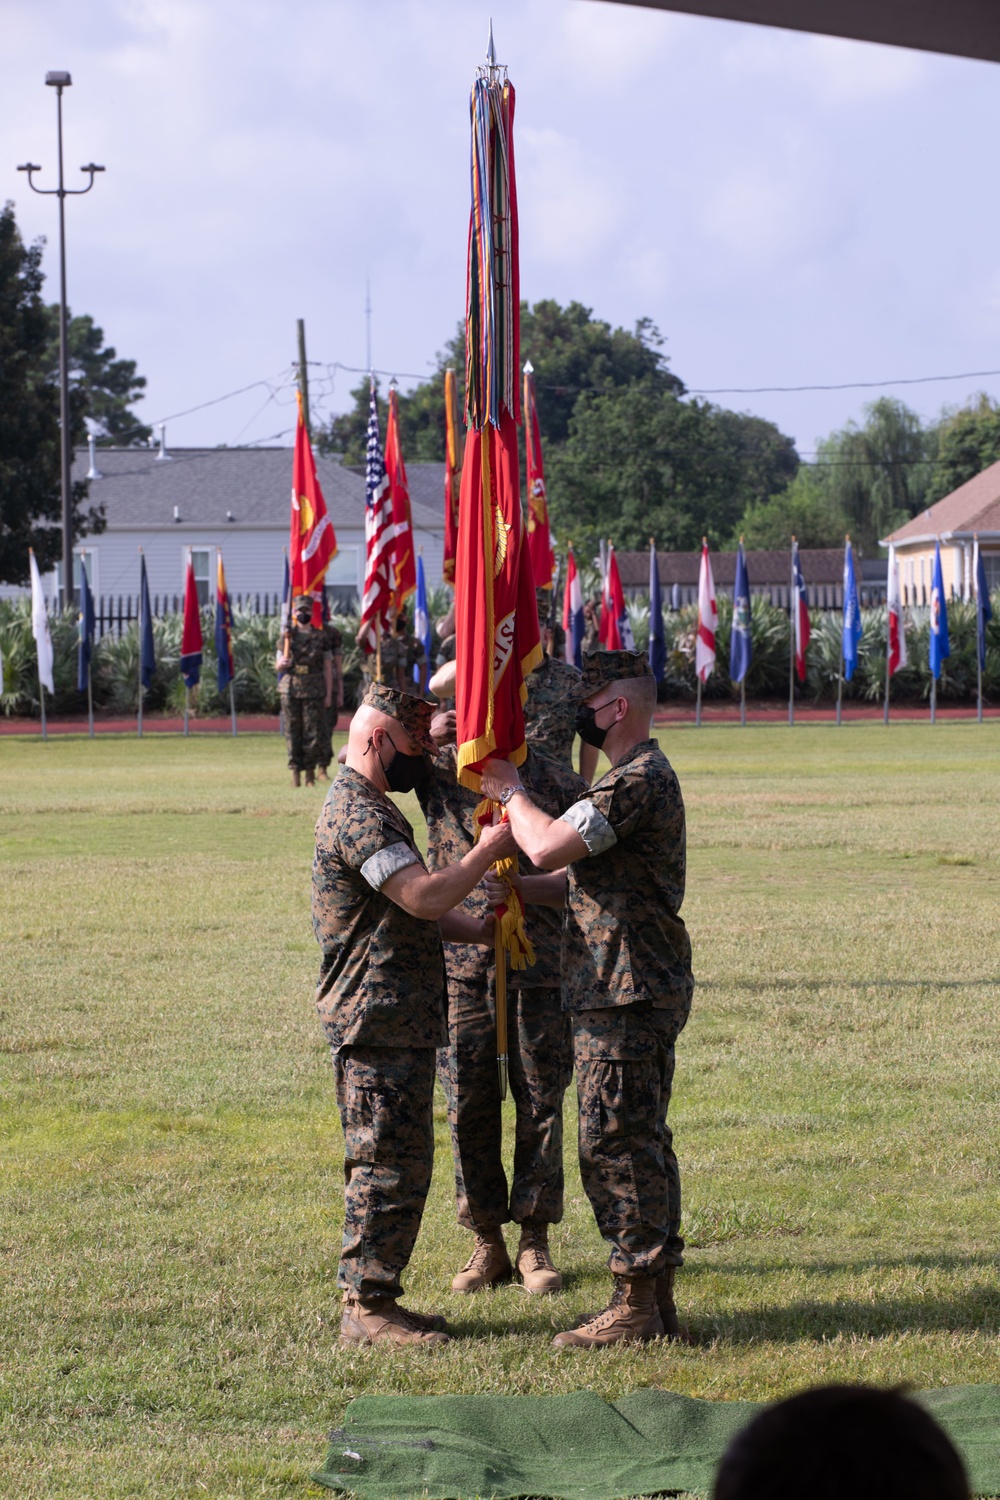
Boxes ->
[4,444,448,611]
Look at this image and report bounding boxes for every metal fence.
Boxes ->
[628,582,889,611]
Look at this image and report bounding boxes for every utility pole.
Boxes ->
[19,72,105,611]
[296,318,311,437]
[365,278,372,373]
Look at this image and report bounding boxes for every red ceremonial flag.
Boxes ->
[289,391,336,625]
[384,385,416,613]
[455,68,541,797]
[603,545,626,651]
[180,553,203,689]
[523,361,555,590]
[443,368,462,587]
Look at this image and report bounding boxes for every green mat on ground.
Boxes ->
[313,1386,1000,1499]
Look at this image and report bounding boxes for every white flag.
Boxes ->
[886,542,907,675]
[29,550,54,695]
[696,541,717,682]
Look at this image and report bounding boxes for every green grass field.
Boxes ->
[1,722,999,1498]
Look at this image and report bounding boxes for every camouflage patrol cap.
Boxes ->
[362,682,440,754]
[580,649,653,698]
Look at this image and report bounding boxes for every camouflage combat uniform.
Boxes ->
[523,656,582,768]
[415,744,585,1233]
[313,763,447,1300]
[558,656,694,1280]
[361,632,407,691]
[317,623,343,772]
[282,623,331,772]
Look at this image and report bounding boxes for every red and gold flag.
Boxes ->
[456,71,541,795]
[384,386,416,613]
[289,391,336,625]
[443,368,461,586]
[523,361,554,590]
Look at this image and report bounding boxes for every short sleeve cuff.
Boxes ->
[560,799,618,856]
[361,842,420,891]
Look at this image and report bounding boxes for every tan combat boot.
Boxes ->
[304,769,316,786]
[290,770,301,788]
[340,1296,450,1347]
[552,1276,663,1349]
[655,1267,695,1344]
[317,767,330,781]
[451,1232,512,1293]
[516,1224,562,1294]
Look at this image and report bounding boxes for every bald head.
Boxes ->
[349,703,422,758]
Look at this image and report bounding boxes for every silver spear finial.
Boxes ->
[487,19,496,68]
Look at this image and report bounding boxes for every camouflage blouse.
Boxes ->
[508,749,586,990]
[523,656,582,769]
[559,739,693,1012]
[413,745,492,986]
[313,765,446,1050]
[284,623,332,701]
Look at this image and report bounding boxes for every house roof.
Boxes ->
[72,446,445,532]
[343,461,446,530]
[616,548,847,588]
[882,459,1000,546]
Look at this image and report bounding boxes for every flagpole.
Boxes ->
[740,677,746,727]
[375,616,383,684]
[87,660,94,738]
[788,538,795,727]
[930,675,936,725]
[883,604,891,726]
[975,535,984,724]
[696,677,702,728]
[137,547,144,740]
[39,670,47,741]
[230,680,237,736]
[494,925,509,1101]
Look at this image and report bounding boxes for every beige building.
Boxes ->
[882,461,1000,606]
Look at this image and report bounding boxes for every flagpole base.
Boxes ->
[497,1053,508,1101]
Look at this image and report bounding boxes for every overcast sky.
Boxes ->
[4,0,1000,457]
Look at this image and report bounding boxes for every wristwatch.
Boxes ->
[497,783,526,807]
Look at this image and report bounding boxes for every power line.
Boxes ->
[688,368,1000,395]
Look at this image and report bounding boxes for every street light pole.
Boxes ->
[18,71,104,610]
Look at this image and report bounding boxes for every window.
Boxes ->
[188,548,211,606]
[983,553,1000,594]
[73,548,98,599]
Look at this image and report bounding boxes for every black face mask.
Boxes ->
[575,704,609,750]
[369,733,424,794]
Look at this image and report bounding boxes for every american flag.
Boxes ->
[358,381,394,653]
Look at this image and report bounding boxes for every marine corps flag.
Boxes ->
[443,368,462,586]
[290,391,336,625]
[523,361,554,590]
[455,63,541,794]
[384,385,416,612]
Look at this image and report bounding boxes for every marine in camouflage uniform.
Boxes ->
[481,649,694,1347]
[414,734,585,1293]
[316,621,344,778]
[313,683,509,1346]
[280,600,333,784]
[523,653,582,769]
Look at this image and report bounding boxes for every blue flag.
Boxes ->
[975,543,993,674]
[413,554,433,692]
[77,557,95,693]
[929,539,950,680]
[842,539,862,681]
[648,544,666,683]
[139,554,156,690]
[280,553,290,633]
[729,542,752,685]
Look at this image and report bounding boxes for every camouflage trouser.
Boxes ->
[333,1045,436,1299]
[437,978,572,1232]
[284,695,324,771]
[573,1001,690,1278]
[318,702,335,770]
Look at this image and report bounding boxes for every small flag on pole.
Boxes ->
[215,552,235,693]
[729,542,752,685]
[385,384,416,613]
[443,368,461,587]
[358,380,395,653]
[842,538,862,681]
[974,537,993,675]
[563,546,584,668]
[29,548,54,695]
[180,554,203,688]
[649,542,666,683]
[290,390,337,625]
[792,539,810,681]
[280,552,290,634]
[77,554,95,694]
[139,553,156,690]
[887,542,907,675]
[601,545,629,650]
[413,554,433,691]
[696,541,717,683]
[929,539,950,681]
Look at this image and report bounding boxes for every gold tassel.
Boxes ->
[474,797,536,971]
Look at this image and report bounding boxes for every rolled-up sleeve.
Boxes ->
[360,841,420,890]
[559,799,618,857]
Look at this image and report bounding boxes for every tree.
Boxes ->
[547,381,798,555]
[927,394,1000,502]
[811,397,933,551]
[42,307,150,444]
[0,202,103,587]
[734,468,849,550]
